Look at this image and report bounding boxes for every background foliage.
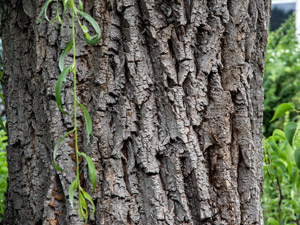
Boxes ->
[263,14,300,136]
[262,117,300,224]
[0,129,7,220]
[0,38,7,222]
[262,14,300,224]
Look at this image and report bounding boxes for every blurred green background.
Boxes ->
[262,13,300,224]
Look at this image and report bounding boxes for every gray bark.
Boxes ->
[1,0,270,224]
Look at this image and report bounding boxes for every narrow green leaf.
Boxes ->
[78,195,83,220]
[59,40,73,72]
[37,17,43,24]
[53,160,63,171]
[69,178,79,207]
[79,152,96,191]
[81,189,95,216]
[79,191,88,222]
[50,15,59,24]
[285,122,298,147]
[56,65,72,114]
[79,192,87,210]
[81,25,89,34]
[53,129,74,171]
[62,0,69,15]
[270,102,295,122]
[77,101,92,146]
[63,0,68,7]
[79,0,84,11]
[55,0,62,25]
[77,11,101,45]
[78,196,87,222]
[57,13,62,25]
[37,0,52,22]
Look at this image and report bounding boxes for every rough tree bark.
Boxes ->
[1,0,270,224]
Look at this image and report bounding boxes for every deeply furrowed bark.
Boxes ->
[1,0,270,224]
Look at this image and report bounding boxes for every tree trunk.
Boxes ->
[1,0,270,224]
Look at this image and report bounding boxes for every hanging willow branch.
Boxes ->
[38,0,101,222]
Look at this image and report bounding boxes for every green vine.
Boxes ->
[38,0,101,222]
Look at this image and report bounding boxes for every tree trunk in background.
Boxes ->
[1,0,270,224]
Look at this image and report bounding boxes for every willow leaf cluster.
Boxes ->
[38,0,101,222]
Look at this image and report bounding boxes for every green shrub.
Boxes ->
[262,120,300,224]
[262,15,300,223]
[263,14,300,136]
